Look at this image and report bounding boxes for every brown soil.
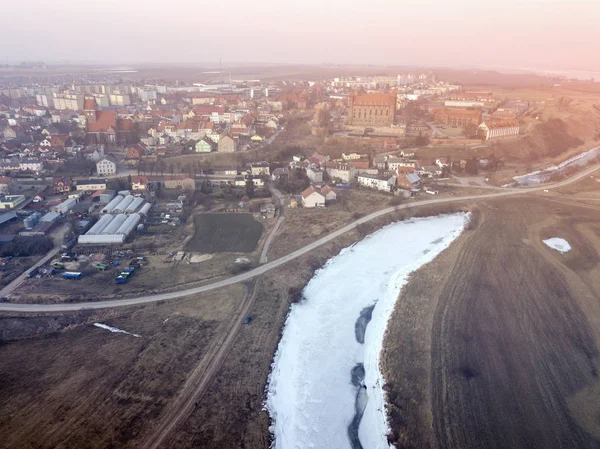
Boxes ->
[383,196,600,449]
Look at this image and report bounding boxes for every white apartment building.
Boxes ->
[96,156,117,176]
[357,173,396,192]
[52,93,84,111]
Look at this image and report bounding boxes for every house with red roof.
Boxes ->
[131,175,148,191]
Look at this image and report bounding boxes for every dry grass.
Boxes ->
[0,285,246,449]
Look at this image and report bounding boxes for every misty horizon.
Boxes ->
[2,0,600,73]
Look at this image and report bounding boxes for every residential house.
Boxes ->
[271,168,289,181]
[415,166,442,178]
[320,185,337,202]
[52,177,72,194]
[163,175,195,190]
[218,134,237,153]
[125,144,144,167]
[250,162,270,176]
[131,175,148,191]
[0,159,20,172]
[213,166,239,176]
[195,137,214,153]
[397,173,421,190]
[435,158,450,168]
[341,152,366,161]
[478,120,520,140]
[348,159,370,171]
[373,155,388,170]
[306,166,324,183]
[325,163,356,184]
[96,155,117,176]
[0,194,25,210]
[20,158,44,172]
[76,179,108,192]
[301,186,325,208]
[83,145,105,162]
[387,157,417,171]
[357,173,396,192]
[0,176,15,194]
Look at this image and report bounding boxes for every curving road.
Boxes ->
[2,163,598,313]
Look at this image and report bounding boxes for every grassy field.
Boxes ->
[0,285,246,449]
[383,196,600,449]
[185,213,263,253]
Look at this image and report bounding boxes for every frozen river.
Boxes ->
[266,214,467,449]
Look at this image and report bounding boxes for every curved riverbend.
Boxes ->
[266,214,467,449]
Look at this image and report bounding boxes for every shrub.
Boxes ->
[388,197,403,207]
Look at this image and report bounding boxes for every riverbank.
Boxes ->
[266,214,467,448]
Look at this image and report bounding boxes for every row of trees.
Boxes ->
[0,236,53,257]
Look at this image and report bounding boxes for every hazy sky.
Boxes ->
[2,0,600,70]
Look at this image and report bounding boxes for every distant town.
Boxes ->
[0,67,539,252]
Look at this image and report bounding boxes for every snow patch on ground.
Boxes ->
[266,214,467,449]
[94,323,141,337]
[190,254,213,263]
[543,238,572,253]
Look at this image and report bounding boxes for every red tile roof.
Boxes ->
[131,175,148,185]
[483,119,519,129]
[301,186,317,199]
[84,98,96,110]
[117,118,133,131]
[351,92,396,106]
[88,111,116,133]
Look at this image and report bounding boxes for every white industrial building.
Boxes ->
[139,203,151,215]
[101,195,124,214]
[52,198,77,214]
[101,214,127,234]
[113,195,134,214]
[125,197,144,213]
[86,214,115,235]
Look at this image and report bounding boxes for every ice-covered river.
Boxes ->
[266,214,467,449]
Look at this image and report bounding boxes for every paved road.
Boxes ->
[259,185,286,264]
[2,163,598,313]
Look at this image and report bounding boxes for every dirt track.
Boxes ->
[142,279,259,449]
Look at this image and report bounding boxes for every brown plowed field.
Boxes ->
[383,197,600,449]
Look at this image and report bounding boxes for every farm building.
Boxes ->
[113,195,134,214]
[52,198,77,214]
[301,187,325,208]
[102,195,124,214]
[125,197,144,214]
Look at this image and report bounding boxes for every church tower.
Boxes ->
[84,98,96,125]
